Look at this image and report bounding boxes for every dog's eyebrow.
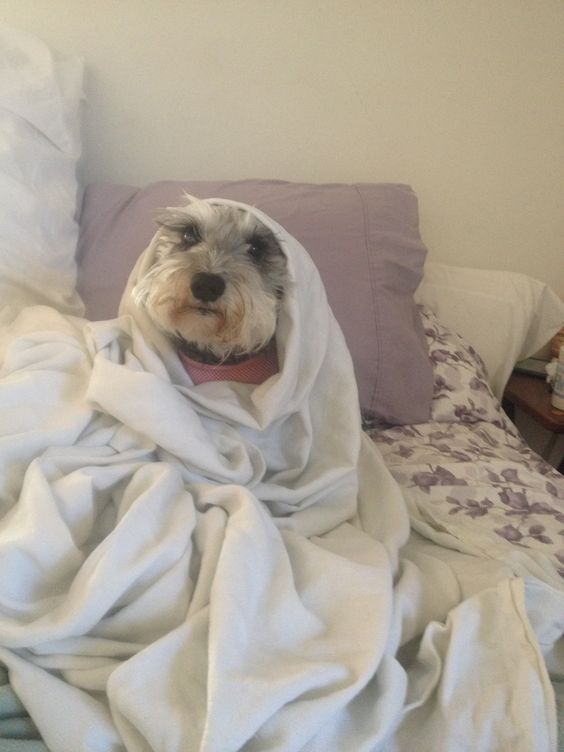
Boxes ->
[247,224,274,244]
[248,230,267,246]
[155,209,201,234]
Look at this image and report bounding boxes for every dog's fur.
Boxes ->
[132,202,287,364]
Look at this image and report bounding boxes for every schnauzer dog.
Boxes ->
[132,201,288,383]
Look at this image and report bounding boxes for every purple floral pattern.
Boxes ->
[366,306,564,583]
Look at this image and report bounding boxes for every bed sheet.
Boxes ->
[368,307,564,589]
[368,306,564,749]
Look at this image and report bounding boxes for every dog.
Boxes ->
[132,201,288,384]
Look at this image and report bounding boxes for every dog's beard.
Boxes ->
[133,253,279,361]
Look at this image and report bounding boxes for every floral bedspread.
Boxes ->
[366,307,564,590]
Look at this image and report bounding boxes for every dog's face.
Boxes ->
[133,202,287,361]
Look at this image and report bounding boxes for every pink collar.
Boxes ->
[179,343,279,386]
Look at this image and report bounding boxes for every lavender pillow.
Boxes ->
[77,179,433,424]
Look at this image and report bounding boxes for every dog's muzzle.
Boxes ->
[191,272,226,303]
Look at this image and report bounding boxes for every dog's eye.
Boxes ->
[182,226,200,248]
[248,236,266,261]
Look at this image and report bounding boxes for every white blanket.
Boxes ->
[0,200,561,751]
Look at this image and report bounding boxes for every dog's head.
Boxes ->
[132,202,288,363]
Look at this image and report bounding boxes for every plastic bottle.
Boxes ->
[552,344,564,411]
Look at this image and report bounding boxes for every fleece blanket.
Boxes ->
[0,199,562,751]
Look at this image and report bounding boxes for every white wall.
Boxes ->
[3,0,564,294]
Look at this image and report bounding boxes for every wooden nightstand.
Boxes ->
[503,371,564,473]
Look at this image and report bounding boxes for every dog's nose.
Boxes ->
[191,272,226,303]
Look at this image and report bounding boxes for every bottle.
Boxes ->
[552,344,564,411]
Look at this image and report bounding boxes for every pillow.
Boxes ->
[420,305,510,427]
[77,179,434,424]
[0,24,83,314]
[415,262,564,399]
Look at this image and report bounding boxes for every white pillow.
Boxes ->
[415,262,564,398]
[0,24,84,314]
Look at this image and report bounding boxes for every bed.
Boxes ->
[2,24,564,752]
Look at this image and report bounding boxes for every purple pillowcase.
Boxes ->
[77,179,433,424]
